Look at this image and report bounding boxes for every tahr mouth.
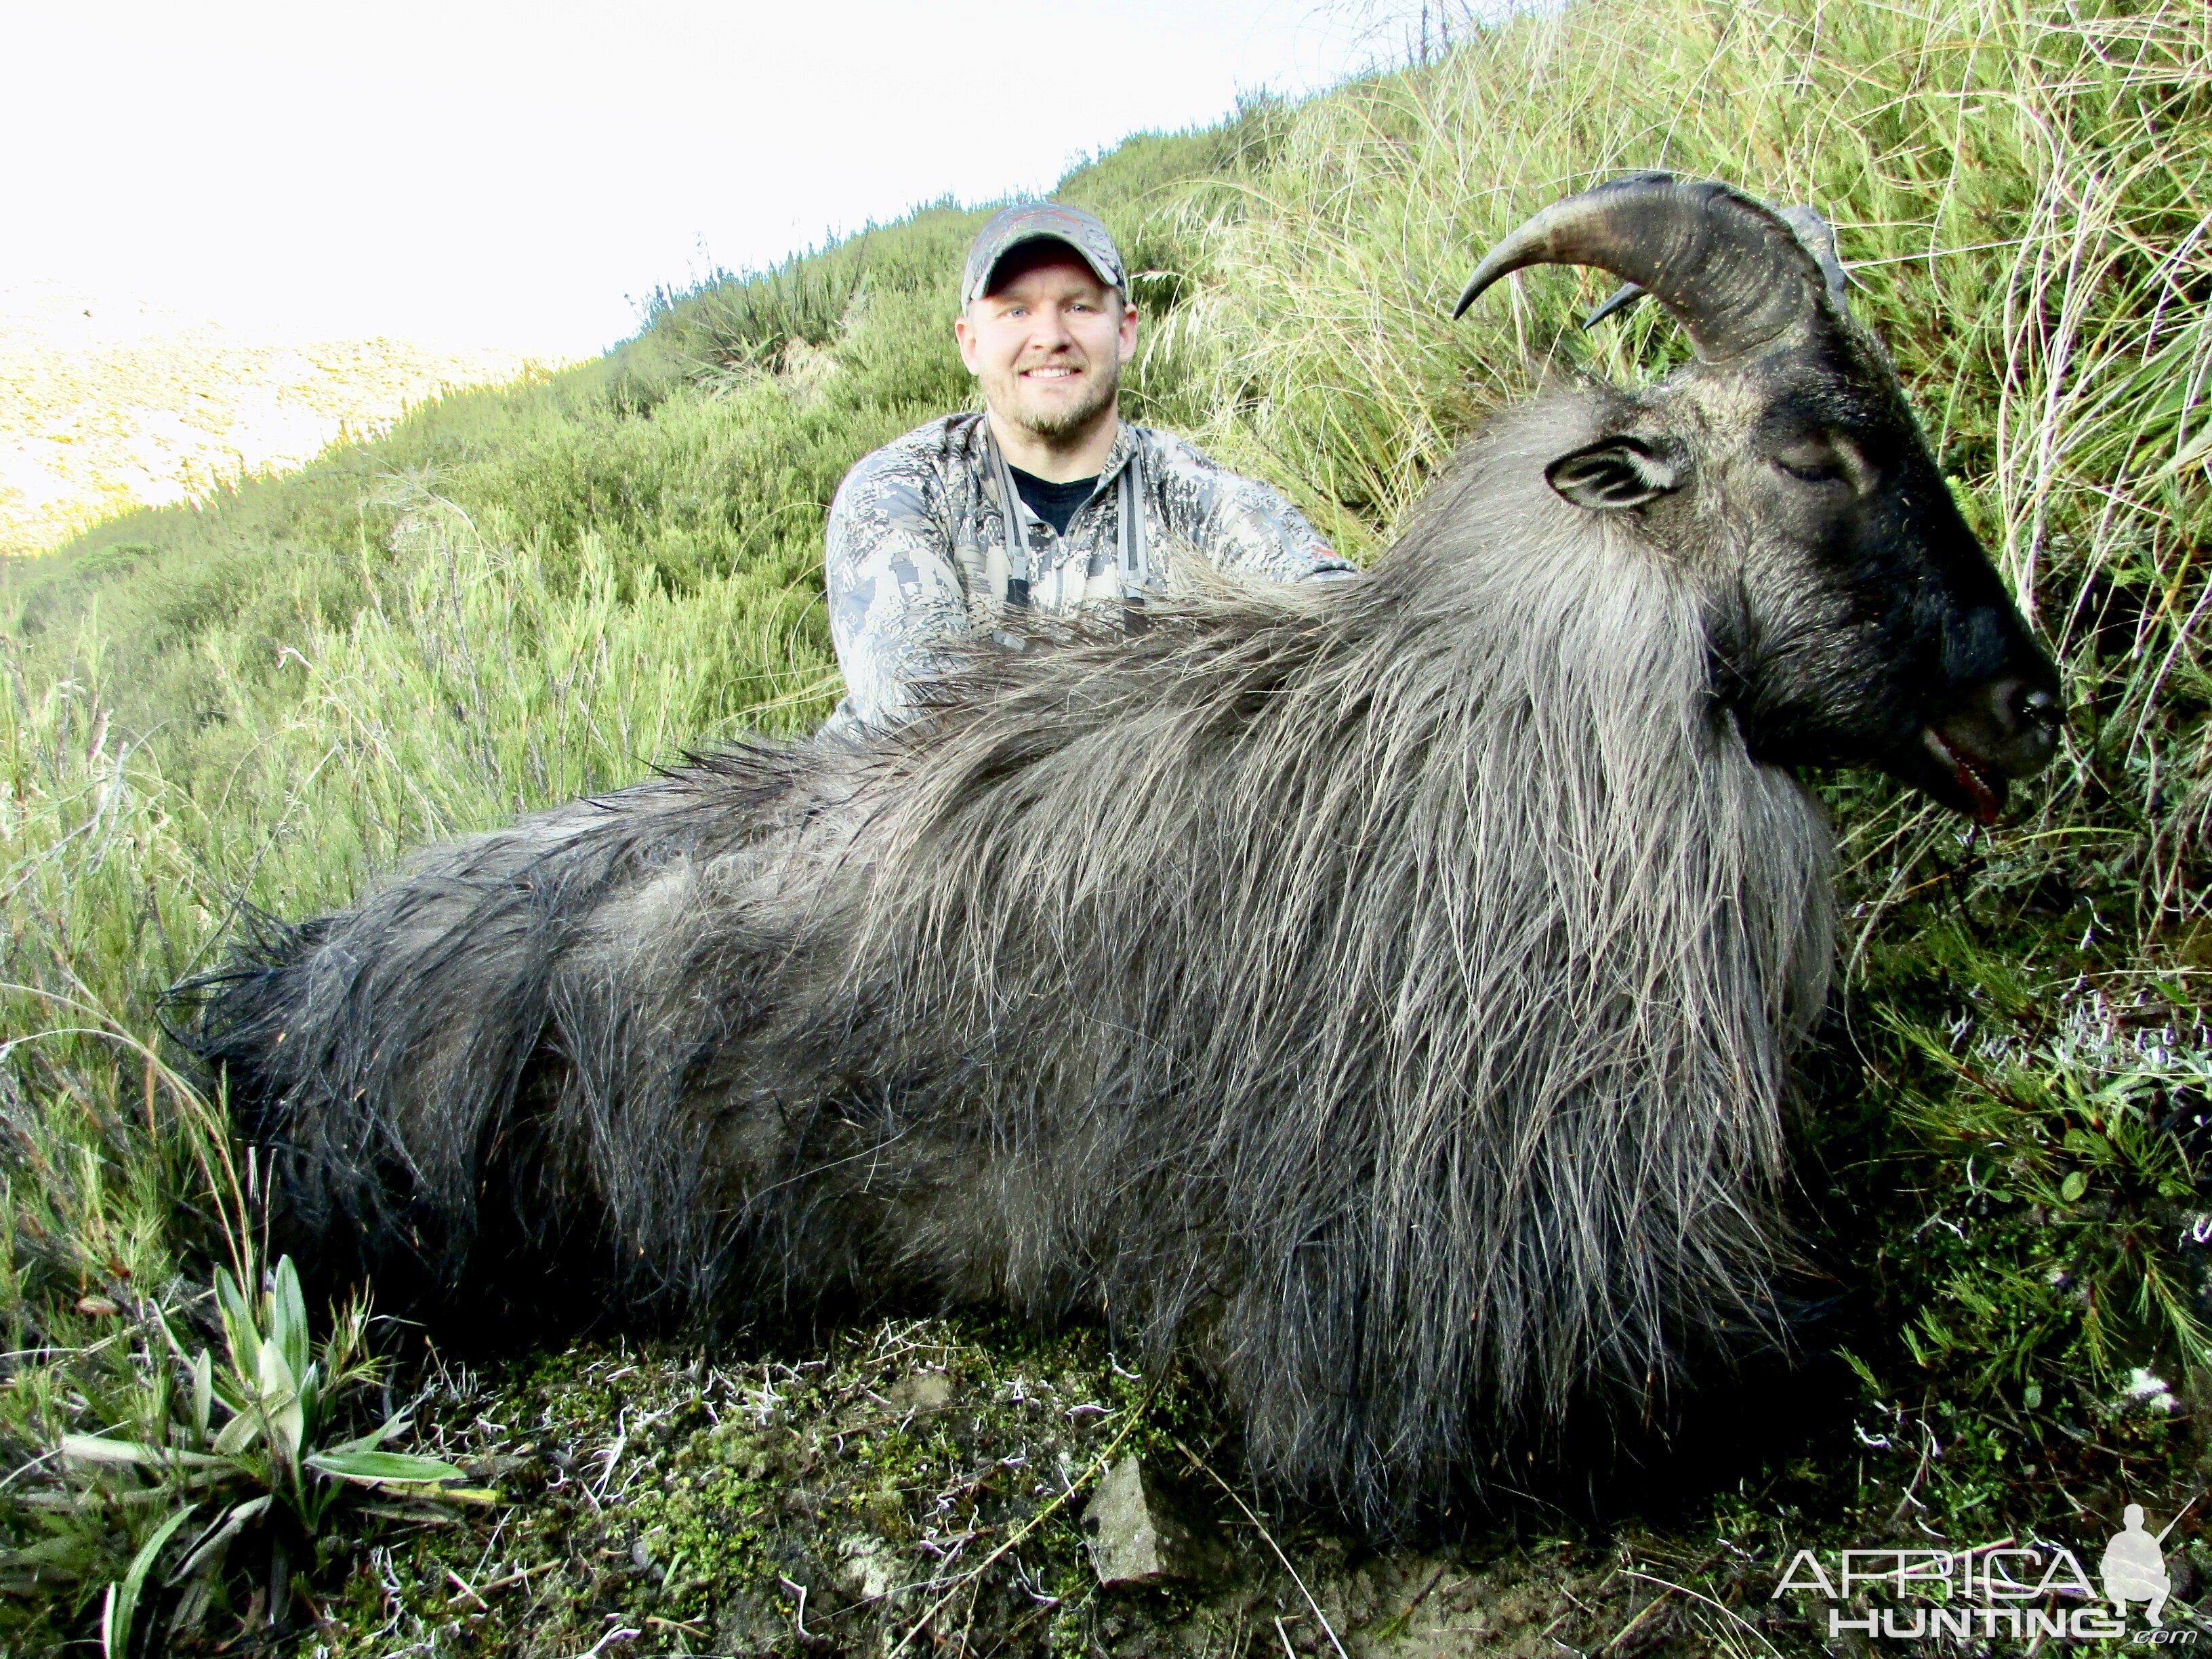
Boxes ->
[1921,726,2008,824]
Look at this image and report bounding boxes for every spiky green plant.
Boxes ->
[50,1255,475,1654]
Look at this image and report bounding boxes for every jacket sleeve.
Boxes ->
[1149,437,1357,586]
[823,447,973,730]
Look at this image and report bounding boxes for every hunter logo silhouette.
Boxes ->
[2103,1504,2173,1625]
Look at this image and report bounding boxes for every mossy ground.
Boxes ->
[258,1321,1782,1659]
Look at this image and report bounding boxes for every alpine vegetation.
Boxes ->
[190,177,2060,1523]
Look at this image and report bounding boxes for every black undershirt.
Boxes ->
[1007,465,1100,537]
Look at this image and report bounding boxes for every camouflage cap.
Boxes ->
[962,203,1127,306]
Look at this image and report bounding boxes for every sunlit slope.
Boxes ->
[0,286,557,555]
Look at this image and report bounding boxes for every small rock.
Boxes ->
[888,1370,954,1414]
[838,1534,899,1601]
[75,1294,119,1317]
[1081,1454,1200,1586]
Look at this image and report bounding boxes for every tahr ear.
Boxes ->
[1545,437,1684,511]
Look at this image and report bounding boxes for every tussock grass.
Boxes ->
[2,0,2210,1650]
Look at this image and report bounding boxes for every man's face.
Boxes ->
[955,246,1139,444]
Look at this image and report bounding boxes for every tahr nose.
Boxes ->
[1938,675,2061,779]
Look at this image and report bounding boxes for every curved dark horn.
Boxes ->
[1574,205,1851,335]
[1580,281,1650,331]
[1453,173,1835,361]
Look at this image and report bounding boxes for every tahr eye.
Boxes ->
[1774,450,1846,485]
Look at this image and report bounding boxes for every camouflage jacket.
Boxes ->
[823,413,1353,730]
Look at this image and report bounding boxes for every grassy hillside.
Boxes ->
[3,1,2211,1652]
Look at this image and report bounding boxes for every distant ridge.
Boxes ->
[0,284,565,555]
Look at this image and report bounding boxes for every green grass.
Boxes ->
[3,0,2211,1650]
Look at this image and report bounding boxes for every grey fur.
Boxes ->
[193,184,2059,1523]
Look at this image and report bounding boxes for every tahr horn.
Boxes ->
[1454,173,1843,362]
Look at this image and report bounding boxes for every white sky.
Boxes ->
[1,1,1395,361]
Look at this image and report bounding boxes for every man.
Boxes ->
[823,201,1354,731]
[2102,1503,2171,1626]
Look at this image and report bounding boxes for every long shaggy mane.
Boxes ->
[194,394,1839,1520]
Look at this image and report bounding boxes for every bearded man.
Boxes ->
[823,201,1355,731]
